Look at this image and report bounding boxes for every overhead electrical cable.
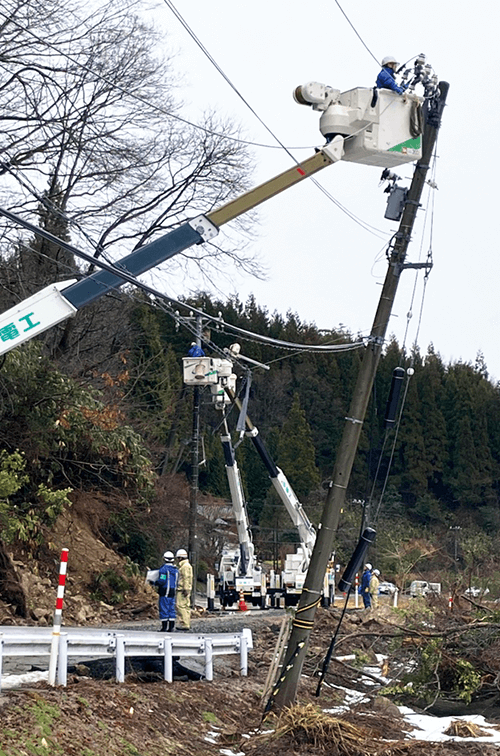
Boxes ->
[0,160,108,258]
[161,0,390,239]
[162,0,295,158]
[332,0,380,65]
[0,9,308,152]
[0,6,392,240]
[0,205,365,357]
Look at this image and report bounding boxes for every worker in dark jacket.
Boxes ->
[376,56,406,94]
[360,563,373,608]
[155,551,178,632]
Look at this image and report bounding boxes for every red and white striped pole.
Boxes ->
[48,548,69,686]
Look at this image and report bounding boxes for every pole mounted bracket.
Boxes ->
[395,261,433,275]
[188,215,219,242]
[400,261,433,270]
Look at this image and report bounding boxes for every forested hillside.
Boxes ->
[1,286,500,610]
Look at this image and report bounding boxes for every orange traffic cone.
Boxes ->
[238,590,248,611]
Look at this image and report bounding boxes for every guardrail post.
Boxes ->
[0,636,3,693]
[115,635,125,683]
[393,588,399,608]
[57,633,68,687]
[240,634,248,677]
[204,638,213,681]
[163,637,173,683]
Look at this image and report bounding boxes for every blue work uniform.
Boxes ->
[376,66,405,94]
[188,344,205,357]
[155,563,178,620]
[360,568,372,608]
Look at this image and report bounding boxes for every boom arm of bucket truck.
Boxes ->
[222,384,317,599]
[0,73,428,356]
[218,429,265,606]
[245,426,316,571]
[220,431,255,579]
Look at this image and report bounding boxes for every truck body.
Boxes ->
[409,580,441,597]
[0,76,428,358]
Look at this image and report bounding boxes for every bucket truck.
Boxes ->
[0,64,439,611]
[182,351,266,608]
[0,59,434,357]
[224,382,327,606]
[184,350,316,607]
[244,425,317,605]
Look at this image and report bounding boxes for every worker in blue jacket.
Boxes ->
[360,563,373,608]
[376,56,407,94]
[188,342,205,357]
[155,551,178,632]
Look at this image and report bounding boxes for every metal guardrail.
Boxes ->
[0,626,253,690]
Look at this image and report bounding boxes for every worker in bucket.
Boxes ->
[175,548,193,631]
[360,563,373,609]
[154,551,178,632]
[369,568,381,610]
[376,56,407,94]
[187,341,205,357]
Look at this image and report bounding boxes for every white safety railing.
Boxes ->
[0,626,253,690]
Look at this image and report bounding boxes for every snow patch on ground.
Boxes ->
[0,670,49,689]
[400,708,500,743]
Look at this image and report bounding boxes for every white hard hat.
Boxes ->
[365,563,372,570]
[373,569,380,576]
[163,551,174,561]
[381,55,398,67]
[176,548,188,559]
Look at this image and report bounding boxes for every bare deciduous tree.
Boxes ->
[0,0,258,303]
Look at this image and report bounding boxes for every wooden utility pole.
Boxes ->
[270,82,449,712]
[188,314,203,606]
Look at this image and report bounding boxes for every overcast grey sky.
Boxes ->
[146,1,500,380]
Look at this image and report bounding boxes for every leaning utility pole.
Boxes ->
[270,81,449,712]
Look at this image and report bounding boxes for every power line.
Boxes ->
[0,5,393,239]
[162,1,390,239]
[0,205,367,359]
[162,0,297,161]
[333,1,380,66]
[0,8,308,152]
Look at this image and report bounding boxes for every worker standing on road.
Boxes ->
[376,56,407,94]
[175,548,193,631]
[360,563,372,609]
[154,551,178,632]
[369,568,381,610]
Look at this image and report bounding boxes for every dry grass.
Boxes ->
[443,720,489,737]
[255,703,375,755]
